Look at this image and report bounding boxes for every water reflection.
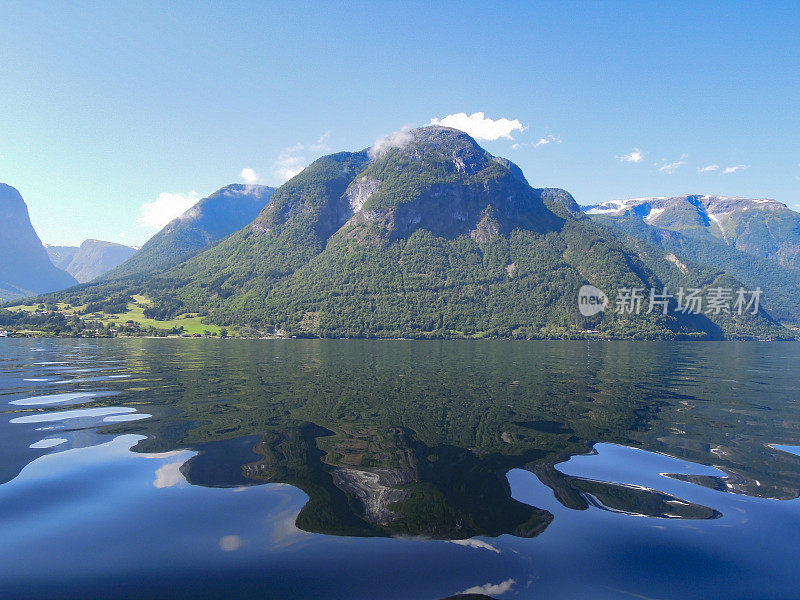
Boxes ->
[2,339,800,543]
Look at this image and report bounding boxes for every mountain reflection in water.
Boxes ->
[1,339,800,599]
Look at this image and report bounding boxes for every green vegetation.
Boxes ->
[595,215,800,326]
[5,127,795,340]
[103,298,226,335]
[105,183,274,279]
[1,293,230,337]
[718,203,800,269]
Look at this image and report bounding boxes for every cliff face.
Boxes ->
[0,184,77,301]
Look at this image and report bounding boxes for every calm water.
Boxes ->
[1,339,799,599]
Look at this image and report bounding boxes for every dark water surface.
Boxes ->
[1,339,799,599]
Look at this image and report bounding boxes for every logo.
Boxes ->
[578,285,608,316]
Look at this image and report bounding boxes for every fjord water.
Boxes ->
[1,340,799,599]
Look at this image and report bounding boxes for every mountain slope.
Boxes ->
[584,195,800,269]
[590,215,800,326]
[45,245,79,270]
[0,184,77,302]
[132,127,781,339]
[52,239,137,283]
[22,128,788,339]
[105,183,275,279]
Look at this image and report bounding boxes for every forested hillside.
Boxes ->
[7,128,791,340]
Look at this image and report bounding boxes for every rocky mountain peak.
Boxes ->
[370,126,500,175]
[250,127,553,246]
[334,126,561,242]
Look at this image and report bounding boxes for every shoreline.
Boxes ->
[2,334,796,342]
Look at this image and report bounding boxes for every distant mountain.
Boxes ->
[47,239,137,283]
[0,184,77,302]
[588,215,800,326]
[105,183,275,279]
[583,195,800,269]
[45,245,79,270]
[581,195,800,326]
[58,126,778,339]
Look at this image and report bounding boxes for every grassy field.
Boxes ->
[106,303,225,335]
[9,294,235,336]
[8,302,74,312]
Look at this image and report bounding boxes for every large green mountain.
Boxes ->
[0,183,77,302]
[108,127,783,339]
[47,239,137,283]
[105,183,275,279]
[16,128,790,339]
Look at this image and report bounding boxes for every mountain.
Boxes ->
[105,126,782,339]
[583,195,800,269]
[47,239,137,283]
[45,245,79,270]
[0,184,77,302]
[582,195,800,326]
[16,128,790,339]
[104,183,275,279]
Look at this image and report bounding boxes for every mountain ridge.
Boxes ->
[47,239,136,283]
[582,194,800,269]
[104,183,275,280]
[0,183,77,302]
[88,127,785,339]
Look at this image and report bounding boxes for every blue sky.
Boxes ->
[1,1,798,246]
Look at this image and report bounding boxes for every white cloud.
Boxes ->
[656,154,688,174]
[219,535,243,551]
[153,460,185,488]
[138,191,200,230]
[698,164,719,173]
[534,134,562,148]
[117,232,126,239]
[369,128,414,159]
[449,538,501,553]
[428,111,526,141]
[272,133,331,184]
[617,148,645,163]
[308,131,330,152]
[240,168,259,184]
[274,145,306,183]
[723,164,749,174]
[461,578,516,596]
